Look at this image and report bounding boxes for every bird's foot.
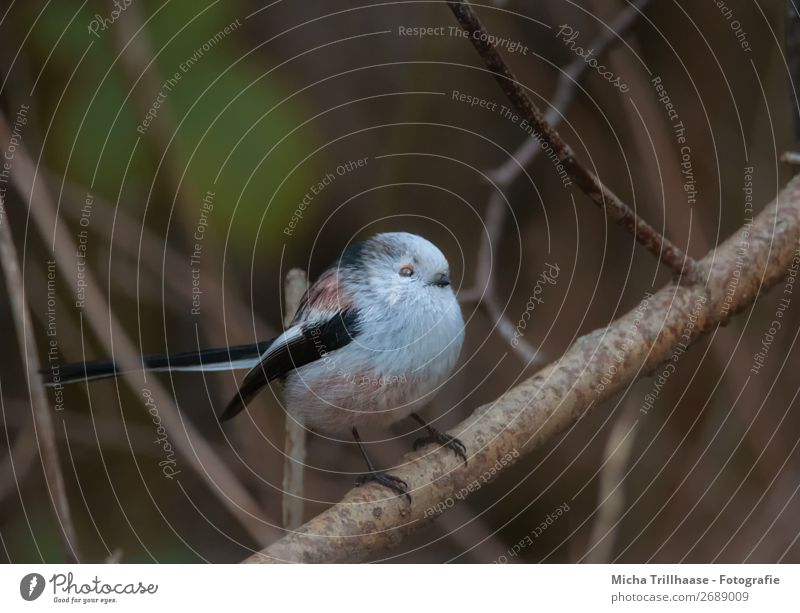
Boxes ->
[414,428,467,465]
[356,470,411,503]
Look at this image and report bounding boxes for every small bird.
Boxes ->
[46,232,466,499]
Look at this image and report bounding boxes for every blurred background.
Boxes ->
[1,0,798,563]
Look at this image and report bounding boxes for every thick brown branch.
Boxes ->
[244,175,800,563]
[447,1,697,281]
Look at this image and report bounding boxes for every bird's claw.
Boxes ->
[356,470,411,503]
[414,429,468,465]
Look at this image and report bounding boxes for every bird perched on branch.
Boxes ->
[45,232,466,499]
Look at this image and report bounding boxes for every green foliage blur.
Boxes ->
[26,0,313,253]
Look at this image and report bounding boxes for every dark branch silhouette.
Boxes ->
[447,0,698,281]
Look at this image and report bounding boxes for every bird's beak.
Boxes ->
[431,272,451,287]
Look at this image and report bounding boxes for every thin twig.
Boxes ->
[281,269,308,530]
[583,400,637,563]
[463,192,544,363]
[446,0,698,282]
[590,0,784,500]
[5,400,234,460]
[0,111,279,546]
[0,423,38,509]
[56,176,276,340]
[488,0,655,188]
[786,0,800,146]
[243,173,800,563]
[0,194,80,562]
[460,0,654,365]
[111,0,201,214]
[109,2,285,485]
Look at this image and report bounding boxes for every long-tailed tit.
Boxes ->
[46,232,466,499]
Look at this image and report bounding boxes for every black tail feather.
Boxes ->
[41,340,275,386]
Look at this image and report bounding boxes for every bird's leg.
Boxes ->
[410,413,467,464]
[352,427,410,502]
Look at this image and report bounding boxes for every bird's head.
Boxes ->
[338,232,456,308]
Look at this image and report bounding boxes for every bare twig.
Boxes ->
[281,269,308,530]
[786,0,800,146]
[109,3,285,486]
[489,0,654,188]
[446,0,698,281]
[244,174,800,563]
[0,111,279,546]
[0,194,80,562]
[111,0,201,214]
[583,400,637,563]
[591,0,785,508]
[461,192,545,363]
[5,400,235,460]
[56,176,276,340]
[460,0,654,365]
[0,423,38,508]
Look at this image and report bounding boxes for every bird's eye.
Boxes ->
[399,264,415,277]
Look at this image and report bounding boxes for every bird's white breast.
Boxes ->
[282,296,464,436]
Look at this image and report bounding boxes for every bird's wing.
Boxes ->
[218,308,361,421]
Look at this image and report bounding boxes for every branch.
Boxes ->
[460,193,546,364]
[582,399,637,563]
[56,175,277,339]
[0,194,81,562]
[0,423,38,506]
[281,269,308,530]
[0,111,279,547]
[109,3,286,481]
[460,0,654,365]
[244,174,800,563]
[487,0,654,188]
[446,0,698,281]
[786,0,800,146]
